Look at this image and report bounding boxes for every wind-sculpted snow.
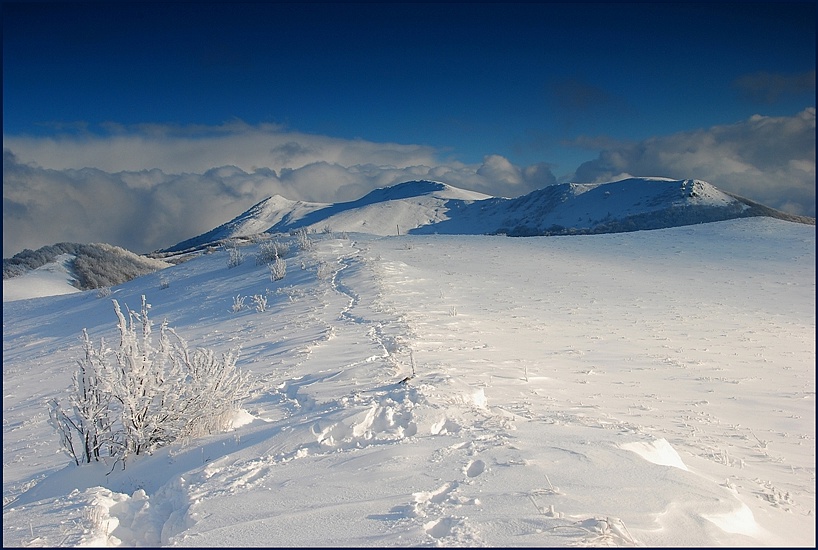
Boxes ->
[3,218,814,546]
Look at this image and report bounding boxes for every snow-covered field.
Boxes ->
[3,217,814,547]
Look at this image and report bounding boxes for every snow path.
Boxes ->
[3,220,814,547]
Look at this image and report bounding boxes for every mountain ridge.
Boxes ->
[159,177,814,253]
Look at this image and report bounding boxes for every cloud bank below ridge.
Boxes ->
[3,109,814,257]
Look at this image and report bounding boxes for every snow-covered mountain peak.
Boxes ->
[160,180,493,252]
[344,180,492,206]
[564,177,740,208]
[160,177,813,253]
[235,194,319,228]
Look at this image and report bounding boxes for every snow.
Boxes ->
[161,178,785,253]
[2,254,80,302]
[3,217,814,547]
[163,181,492,252]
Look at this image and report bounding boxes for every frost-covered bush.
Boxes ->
[48,296,250,466]
[48,330,118,465]
[3,262,29,279]
[294,228,312,251]
[256,240,289,265]
[232,294,247,313]
[269,257,287,281]
[227,246,244,269]
[252,294,268,313]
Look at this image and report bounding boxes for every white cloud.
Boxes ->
[2,130,556,256]
[3,121,440,174]
[2,151,268,257]
[573,109,816,217]
[477,154,522,186]
[6,110,813,258]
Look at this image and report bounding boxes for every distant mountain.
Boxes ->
[160,180,491,253]
[427,177,816,237]
[160,178,814,253]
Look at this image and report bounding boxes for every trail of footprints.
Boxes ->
[86,239,708,546]
[396,453,488,546]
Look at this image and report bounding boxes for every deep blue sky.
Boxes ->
[4,2,814,169]
[2,2,816,256]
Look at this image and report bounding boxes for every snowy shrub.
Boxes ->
[232,294,247,313]
[48,296,249,466]
[256,240,289,265]
[227,246,244,269]
[252,294,268,313]
[3,262,29,279]
[159,275,170,290]
[294,228,312,251]
[48,330,119,465]
[269,257,287,281]
[96,286,112,298]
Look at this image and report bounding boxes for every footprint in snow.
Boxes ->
[464,459,486,478]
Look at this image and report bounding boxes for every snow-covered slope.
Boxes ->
[161,181,491,252]
[3,218,814,547]
[163,194,327,253]
[2,253,81,301]
[161,178,813,253]
[477,177,753,235]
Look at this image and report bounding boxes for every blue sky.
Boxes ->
[3,2,816,255]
